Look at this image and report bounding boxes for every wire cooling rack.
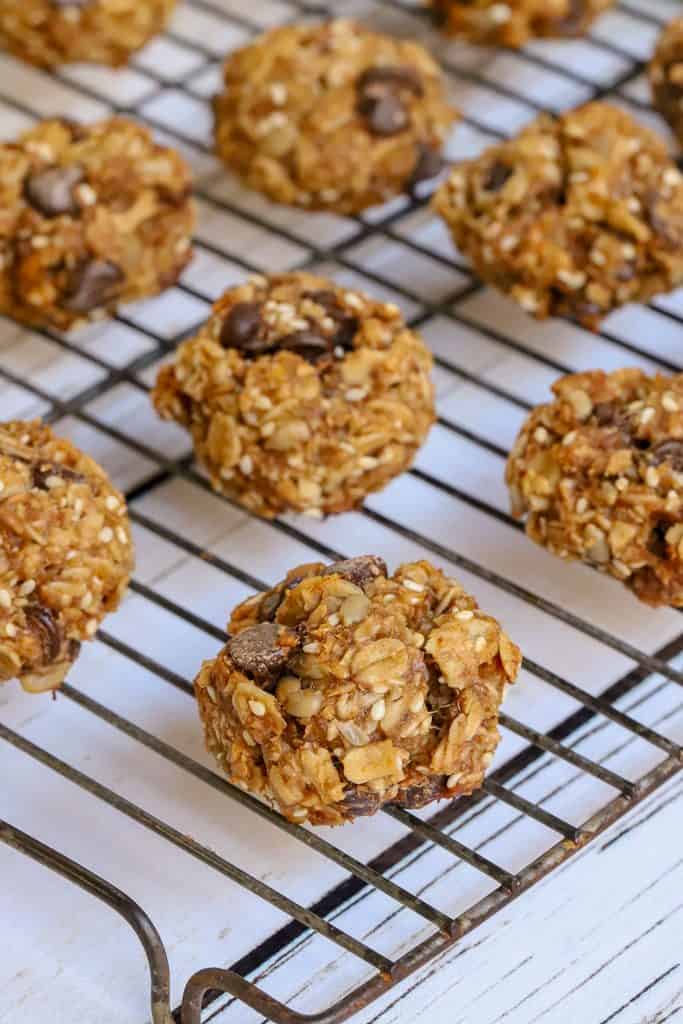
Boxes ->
[2,1,683,1022]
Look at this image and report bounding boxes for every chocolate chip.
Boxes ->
[483,161,512,192]
[323,555,387,590]
[357,66,424,98]
[227,622,298,683]
[260,587,286,622]
[356,65,421,138]
[395,774,449,810]
[647,521,670,559]
[405,143,444,194]
[650,440,683,473]
[364,93,410,137]
[340,786,384,819]
[593,402,617,426]
[25,604,62,664]
[25,164,85,218]
[277,329,332,363]
[63,259,124,314]
[32,462,85,491]
[220,302,267,353]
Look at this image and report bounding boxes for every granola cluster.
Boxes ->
[151,272,435,519]
[195,556,521,826]
[0,421,133,693]
[507,369,683,607]
[0,0,175,67]
[430,0,614,46]
[434,103,683,329]
[0,117,195,331]
[650,17,683,147]
[213,19,457,213]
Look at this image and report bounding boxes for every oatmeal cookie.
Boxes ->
[0,0,175,68]
[507,369,683,607]
[430,0,614,46]
[195,555,521,826]
[434,102,683,329]
[0,117,194,332]
[151,272,435,519]
[0,420,133,693]
[213,19,457,213]
[650,17,683,148]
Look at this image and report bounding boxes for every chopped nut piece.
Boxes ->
[507,368,683,606]
[195,555,520,825]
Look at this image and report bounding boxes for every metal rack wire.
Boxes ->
[1,1,683,1022]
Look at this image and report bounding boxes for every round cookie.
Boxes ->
[650,17,683,147]
[434,102,683,330]
[0,420,133,692]
[0,0,175,68]
[0,117,195,331]
[151,272,435,519]
[430,0,614,46]
[195,556,521,826]
[507,369,683,607]
[213,19,457,213]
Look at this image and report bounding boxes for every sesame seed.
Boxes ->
[327,613,340,626]
[662,392,679,413]
[402,579,424,593]
[456,609,474,621]
[105,495,119,511]
[616,477,629,491]
[640,407,655,425]
[646,466,659,488]
[98,527,114,543]
[446,773,462,789]
[239,455,253,475]
[371,699,386,721]
[5,623,17,638]
[475,635,487,653]
[345,388,367,402]
[534,426,550,444]
[19,580,36,596]
[85,617,98,636]
[0,591,11,611]
[576,497,588,514]
[249,700,266,717]
[303,641,320,654]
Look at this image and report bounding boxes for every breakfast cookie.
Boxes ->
[430,0,614,46]
[151,272,435,519]
[0,117,195,331]
[195,556,521,826]
[0,0,175,67]
[434,102,683,329]
[0,420,133,693]
[507,369,683,607]
[213,19,457,213]
[650,17,683,147]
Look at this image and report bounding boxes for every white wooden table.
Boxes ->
[1,2,682,1022]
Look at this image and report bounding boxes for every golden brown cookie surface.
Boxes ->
[431,0,614,46]
[151,272,435,519]
[0,0,175,67]
[0,117,195,331]
[213,19,457,213]
[507,369,683,607]
[650,17,683,147]
[0,421,134,693]
[195,556,521,826]
[435,103,683,329]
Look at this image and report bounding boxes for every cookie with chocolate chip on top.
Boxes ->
[430,0,614,46]
[434,103,683,329]
[0,0,176,67]
[195,556,521,826]
[151,272,435,519]
[213,19,457,213]
[0,117,195,331]
[650,17,683,148]
[507,369,683,607]
[0,420,133,693]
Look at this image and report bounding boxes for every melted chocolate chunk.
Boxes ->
[647,521,670,559]
[277,329,331,362]
[227,622,298,683]
[25,164,85,218]
[25,604,63,664]
[63,259,124,314]
[323,555,387,590]
[405,143,444,194]
[356,65,422,138]
[32,462,85,491]
[650,440,683,473]
[483,161,513,193]
[394,774,449,810]
[340,786,384,819]
[219,302,267,353]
